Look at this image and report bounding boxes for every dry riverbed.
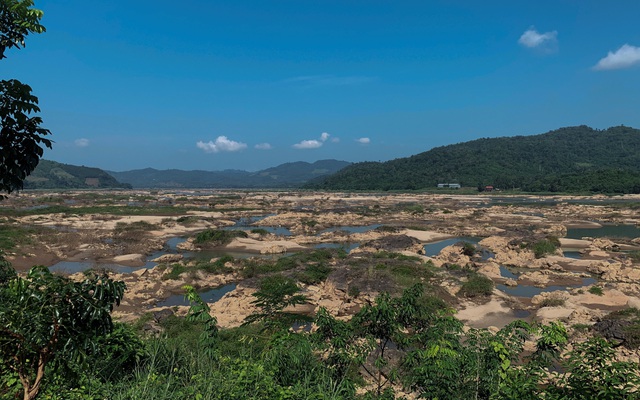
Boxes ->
[2,190,640,345]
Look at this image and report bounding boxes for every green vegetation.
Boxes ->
[24,160,131,190]
[2,256,640,399]
[588,286,604,296]
[250,228,269,235]
[0,0,51,196]
[194,229,248,246]
[243,275,310,331]
[458,273,494,298]
[0,224,42,249]
[529,237,560,258]
[306,125,640,193]
[539,297,567,307]
[0,263,125,400]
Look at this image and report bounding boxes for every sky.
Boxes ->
[3,0,640,172]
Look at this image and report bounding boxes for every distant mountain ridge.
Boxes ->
[24,160,131,190]
[305,125,640,193]
[107,159,351,188]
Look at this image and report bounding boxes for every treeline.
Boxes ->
[306,125,640,193]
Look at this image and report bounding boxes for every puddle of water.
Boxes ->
[497,265,597,298]
[566,224,640,240]
[156,283,237,308]
[423,237,480,257]
[497,277,597,298]
[499,265,520,280]
[318,224,382,235]
[166,237,186,251]
[563,251,582,259]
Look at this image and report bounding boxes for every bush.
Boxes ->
[194,229,248,245]
[162,264,187,280]
[588,286,604,296]
[530,237,560,258]
[458,273,494,297]
[250,228,269,235]
[461,242,477,257]
[539,297,566,307]
[298,263,332,285]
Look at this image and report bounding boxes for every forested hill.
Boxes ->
[108,159,351,188]
[305,125,640,193]
[24,160,132,190]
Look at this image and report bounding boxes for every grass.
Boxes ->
[0,224,39,249]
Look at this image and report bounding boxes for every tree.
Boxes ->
[1,0,51,195]
[0,265,125,400]
[243,275,310,331]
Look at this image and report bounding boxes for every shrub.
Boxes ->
[298,263,332,285]
[250,228,269,235]
[539,297,566,307]
[530,237,560,258]
[194,229,248,245]
[458,273,494,297]
[588,286,604,296]
[461,242,477,257]
[162,264,187,280]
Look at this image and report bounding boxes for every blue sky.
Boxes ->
[4,1,640,171]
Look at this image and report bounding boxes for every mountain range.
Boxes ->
[24,126,640,194]
[108,159,352,188]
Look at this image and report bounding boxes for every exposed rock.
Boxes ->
[260,245,287,254]
[361,234,421,252]
[593,319,630,346]
[153,308,175,323]
[504,278,518,287]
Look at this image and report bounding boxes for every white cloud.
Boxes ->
[331,137,340,143]
[74,138,89,147]
[320,132,330,142]
[356,137,370,144]
[593,44,640,71]
[518,27,557,48]
[255,143,272,150]
[293,139,323,149]
[196,136,247,153]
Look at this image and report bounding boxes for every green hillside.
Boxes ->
[24,160,132,190]
[305,125,640,193]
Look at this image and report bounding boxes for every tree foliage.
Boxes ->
[306,125,640,193]
[0,264,125,400]
[0,0,51,195]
